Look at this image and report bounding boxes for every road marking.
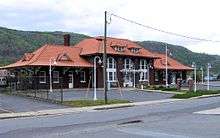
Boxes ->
[117,127,187,138]
[194,107,220,115]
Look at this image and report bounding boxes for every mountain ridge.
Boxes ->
[0,26,219,74]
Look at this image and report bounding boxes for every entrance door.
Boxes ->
[68,72,74,88]
[123,74,133,87]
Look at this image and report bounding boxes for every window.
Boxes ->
[109,72,113,81]
[113,46,125,52]
[130,48,140,53]
[140,59,147,69]
[140,72,148,81]
[163,71,166,81]
[139,59,148,81]
[80,71,86,82]
[107,57,116,69]
[107,57,117,82]
[155,71,159,81]
[108,71,117,81]
[53,71,59,83]
[39,71,46,83]
[124,58,133,69]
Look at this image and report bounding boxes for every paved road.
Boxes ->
[1,96,220,137]
[0,93,66,113]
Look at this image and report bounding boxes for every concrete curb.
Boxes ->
[0,99,181,120]
[136,88,185,94]
[189,93,220,100]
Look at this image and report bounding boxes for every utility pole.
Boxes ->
[103,11,108,104]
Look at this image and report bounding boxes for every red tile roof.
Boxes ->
[1,37,192,71]
[2,45,93,68]
[75,37,158,58]
[153,53,192,70]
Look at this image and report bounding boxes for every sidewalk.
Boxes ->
[0,98,181,119]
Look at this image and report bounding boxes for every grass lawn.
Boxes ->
[172,90,220,99]
[144,85,179,91]
[63,99,130,107]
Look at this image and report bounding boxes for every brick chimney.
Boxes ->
[63,34,70,46]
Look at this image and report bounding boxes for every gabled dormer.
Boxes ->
[128,47,141,54]
[110,42,127,52]
[56,53,72,61]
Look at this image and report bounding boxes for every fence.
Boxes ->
[4,76,64,103]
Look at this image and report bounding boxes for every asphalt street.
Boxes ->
[0,96,220,138]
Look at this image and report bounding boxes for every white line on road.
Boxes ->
[194,107,220,115]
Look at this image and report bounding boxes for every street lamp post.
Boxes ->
[147,65,150,86]
[93,56,102,101]
[49,58,57,92]
[192,62,196,92]
[165,44,168,88]
[207,63,211,91]
[200,67,203,84]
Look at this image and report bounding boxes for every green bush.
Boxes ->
[144,85,178,91]
[172,90,220,99]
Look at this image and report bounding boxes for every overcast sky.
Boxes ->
[0,0,220,55]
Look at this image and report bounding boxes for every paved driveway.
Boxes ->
[0,93,66,113]
[51,89,174,102]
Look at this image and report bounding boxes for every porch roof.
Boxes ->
[2,45,93,69]
[153,53,193,71]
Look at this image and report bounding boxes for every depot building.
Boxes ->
[2,35,192,89]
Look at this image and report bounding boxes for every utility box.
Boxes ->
[188,78,193,91]
[176,78,182,91]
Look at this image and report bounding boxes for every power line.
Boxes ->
[110,13,220,43]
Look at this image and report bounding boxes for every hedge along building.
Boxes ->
[2,35,192,89]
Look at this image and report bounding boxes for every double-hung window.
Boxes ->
[140,59,148,81]
[80,71,86,83]
[124,58,133,69]
[107,57,117,82]
[39,71,46,83]
[53,71,59,83]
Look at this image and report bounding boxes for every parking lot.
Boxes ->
[50,88,174,102]
[0,88,173,113]
[0,93,67,113]
[197,81,220,90]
